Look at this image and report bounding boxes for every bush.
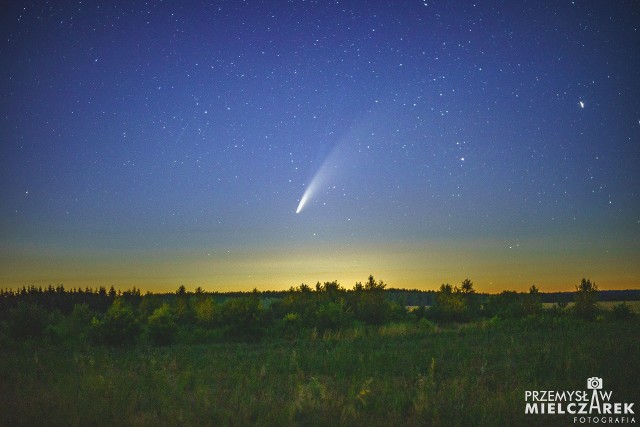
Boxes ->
[315,300,352,331]
[147,304,178,346]
[574,278,599,320]
[69,303,93,336]
[484,291,526,319]
[194,296,219,327]
[277,312,303,339]
[89,299,141,346]
[609,303,634,321]
[220,296,264,339]
[416,317,436,334]
[428,283,474,323]
[353,293,390,325]
[8,302,49,340]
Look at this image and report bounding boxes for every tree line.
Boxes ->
[0,276,635,346]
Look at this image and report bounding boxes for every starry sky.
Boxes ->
[1,0,639,293]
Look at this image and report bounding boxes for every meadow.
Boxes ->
[1,316,639,426]
[1,279,638,426]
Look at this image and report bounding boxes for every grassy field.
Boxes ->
[1,316,638,426]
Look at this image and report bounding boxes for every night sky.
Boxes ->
[1,1,639,293]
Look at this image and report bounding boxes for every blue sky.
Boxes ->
[1,0,638,292]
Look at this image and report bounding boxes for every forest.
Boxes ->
[1,276,638,426]
[0,276,637,345]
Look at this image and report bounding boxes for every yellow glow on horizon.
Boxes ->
[2,233,638,294]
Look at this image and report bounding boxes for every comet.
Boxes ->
[295,188,311,214]
[295,114,382,214]
[295,152,339,214]
[295,128,359,214]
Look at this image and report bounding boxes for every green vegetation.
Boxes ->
[574,278,599,320]
[1,277,639,426]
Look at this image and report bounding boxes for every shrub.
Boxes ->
[484,291,526,319]
[174,296,194,324]
[147,304,178,346]
[416,317,436,334]
[69,303,93,336]
[315,300,351,331]
[194,296,219,327]
[278,312,303,339]
[410,305,428,320]
[523,285,542,316]
[609,303,634,321]
[574,278,599,320]
[428,283,474,322]
[89,299,141,346]
[8,302,49,340]
[220,296,264,339]
[352,293,390,325]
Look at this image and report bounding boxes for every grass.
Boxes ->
[1,316,639,426]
